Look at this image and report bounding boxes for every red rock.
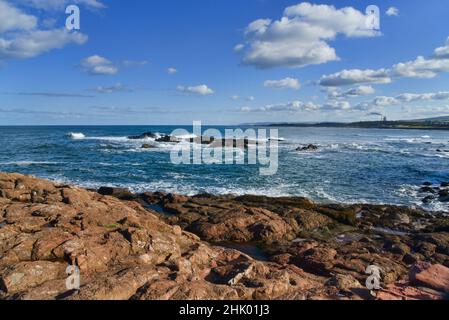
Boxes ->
[413,264,449,294]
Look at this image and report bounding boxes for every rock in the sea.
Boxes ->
[155,135,179,143]
[128,132,158,140]
[141,144,156,149]
[296,144,318,152]
[419,186,437,194]
[422,195,436,204]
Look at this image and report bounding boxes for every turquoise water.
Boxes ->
[0,125,448,212]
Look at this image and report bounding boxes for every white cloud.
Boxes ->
[386,7,399,17]
[0,0,37,33]
[234,44,244,52]
[246,96,255,101]
[264,77,301,89]
[356,91,449,110]
[328,85,375,99]
[243,100,320,113]
[80,55,118,75]
[0,1,88,62]
[319,69,391,87]
[434,37,449,59]
[92,83,130,94]
[322,100,351,111]
[392,56,449,78]
[319,37,449,86]
[177,84,214,95]
[0,29,87,60]
[122,60,148,67]
[231,95,240,100]
[238,2,380,69]
[168,67,178,74]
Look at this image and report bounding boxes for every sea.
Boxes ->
[0,125,448,212]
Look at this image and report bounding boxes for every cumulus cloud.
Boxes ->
[80,55,118,75]
[0,29,87,61]
[356,91,449,110]
[0,0,37,33]
[319,69,391,87]
[237,2,380,69]
[434,37,449,59]
[327,85,375,99]
[177,84,214,95]
[168,67,178,74]
[243,100,320,113]
[264,77,301,89]
[321,100,351,111]
[392,56,449,78]
[0,1,88,62]
[319,37,449,86]
[240,100,355,113]
[386,7,399,17]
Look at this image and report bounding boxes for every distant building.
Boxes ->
[382,116,387,122]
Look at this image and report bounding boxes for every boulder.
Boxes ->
[141,144,156,149]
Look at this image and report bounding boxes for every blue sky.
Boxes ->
[1,0,449,125]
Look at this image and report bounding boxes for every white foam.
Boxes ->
[68,132,85,140]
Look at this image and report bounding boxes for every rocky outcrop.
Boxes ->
[0,173,332,300]
[1,173,449,300]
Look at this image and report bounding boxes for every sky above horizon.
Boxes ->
[1,0,449,125]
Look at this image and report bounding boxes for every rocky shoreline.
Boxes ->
[1,172,449,300]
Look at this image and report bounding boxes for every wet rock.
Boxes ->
[128,132,157,140]
[422,195,436,204]
[419,186,437,194]
[156,135,179,143]
[141,144,156,149]
[296,144,318,152]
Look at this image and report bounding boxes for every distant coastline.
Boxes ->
[250,115,449,130]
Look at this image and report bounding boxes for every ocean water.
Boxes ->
[0,125,448,212]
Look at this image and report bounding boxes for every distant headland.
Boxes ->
[249,115,449,130]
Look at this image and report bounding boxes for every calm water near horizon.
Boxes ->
[1,125,448,212]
